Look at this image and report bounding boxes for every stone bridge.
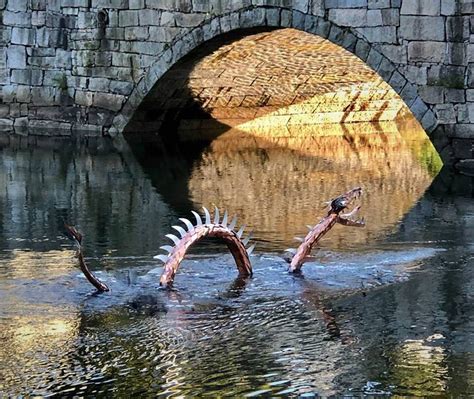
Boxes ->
[0,0,473,168]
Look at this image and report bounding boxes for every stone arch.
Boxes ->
[110,6,437,139]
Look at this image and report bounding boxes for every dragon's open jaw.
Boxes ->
[330,187,365,227]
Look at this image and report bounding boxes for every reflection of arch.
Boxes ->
[110,7,437,142]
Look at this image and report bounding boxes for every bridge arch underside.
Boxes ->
[123,28,439,160]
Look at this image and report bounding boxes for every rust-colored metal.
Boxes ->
[64,223,110,292]
[158,208,253,288]
[289,187,365,273]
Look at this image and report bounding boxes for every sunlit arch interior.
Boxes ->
[125,28,442,249]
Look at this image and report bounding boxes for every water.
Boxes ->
[0,118,473,397]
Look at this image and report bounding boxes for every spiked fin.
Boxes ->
[203,207,211,225]
[285,248,297,254]
[160,245,174,254]
[172,225,187,238]
[191,211,202,226]
[246,244,256,256]
[222,210,228,227]
[214,207,220,224]
[236,225,245,238]
[154,254,169,263]
[229,216,237,231]
[294,237,304,242]
[179,218,194,232]
[306,225,313,230]
[242,232,253,246]
[166,234,180,245]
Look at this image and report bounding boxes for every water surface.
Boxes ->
[0,119,473,397]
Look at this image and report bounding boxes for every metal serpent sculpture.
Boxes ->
[65,187,365,291]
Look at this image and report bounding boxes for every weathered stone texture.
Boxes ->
[0,0,472,166]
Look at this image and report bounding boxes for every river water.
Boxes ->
[0,117,473,397]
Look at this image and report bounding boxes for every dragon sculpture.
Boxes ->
[66,187,365,292]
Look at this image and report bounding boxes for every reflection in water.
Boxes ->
[0,120,473,397]
[185,116,442,250]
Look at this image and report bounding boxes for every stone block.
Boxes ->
[329,9,368,27]
[7,45,26,68]
[138,9,161,26]
[366,48,383,69]
[92,0,128,8]
[469,64,474,88]
[441,0,457,16]
[448,124,474,139]
[420,108,437,132]
[0,119,14,132]
[119,11,139,27]
[468,102,474,123]
[109,80,134,95]
[11,28,35,45]
[93,92,124,111]
[267,8,280,26]
[410,96,429,120]
[75,90,94,107]
[325,0,367,7]
[36,27,49,47]
[32,11,46,26]
[448,43,467,65]
[293,0,309,13]
[311,0,325,16]
[381,8,399,25]
[447,17,470,42]
[388,70,406,93]
[435,103,456,124]
[124,27,149,40]
[292,10,306,29]
[129,0,145,8]
[0,106,10,118]
[16,85,31,103]
[408,41,446,63]
[55,49,72,69]
[429,65,466,89]
[88,77,110,91]
[419,85,444,104]
[445,88,465,103]
[399,82,418,106]
[77,12,97,29]
[175,12,206,27]
[455,104,469,123]
[377,56,394,81]
[130,41,165,55]
[356,26,397,43]
[149,26,182,42]
[399,16,445,41]
[368,0,390,8]
[378,44,406,64]
[400,0,440,15]
[355,39,370,60]
[281,9,292,27]
[467,89,474,101]
[7,0,28,12]
[31,87,58,106]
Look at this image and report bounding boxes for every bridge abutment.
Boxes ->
[0,0,473,169]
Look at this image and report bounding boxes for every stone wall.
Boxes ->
[0,0,473,167]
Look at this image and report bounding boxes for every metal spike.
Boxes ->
[179,218,194,232]
[294,237,304,242]
[166,234,180,245]
[242,232,253,246]
[285,248,297,254]
[229,216,238,231]
[160,245,174,254]
[153,254,169,263]
[237,225,246,238]
[191,211,202,226]
[246,244,256,256]
[203,207,211,225]
[222,210,228,227]
[306,225,313,230]
[213,207,220,224]
[172,225,187,238]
